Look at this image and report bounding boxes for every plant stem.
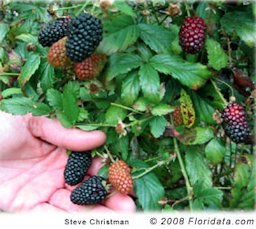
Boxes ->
[104,145,115,163]
[57,4,83,11]
[132,160,165,179]
[210,79,229,106]
[110,102,144,114]
[159,15,168,25]
[0,72,19,76]
[76,1,90,16]
[184,2,191,16]
[172,196,189,208]
[173,137,193,210]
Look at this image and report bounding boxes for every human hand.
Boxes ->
[0,111,136,213]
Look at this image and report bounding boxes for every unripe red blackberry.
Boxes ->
[179,16,207,54]
[74,54,107,80]
[221,102,250,143]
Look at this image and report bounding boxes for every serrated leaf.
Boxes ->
[139,64,160,103]
[98,15,139,54]
[1,88,22,98]
[107,54,142,81]
[38,59,54,92]
[206,38,228,71]
[193,181,223,210]
[150,54,211,90]
[0,23,9,43]
[138,24,173,53]
[114,1,136,17]
[149,116,167,138]
[0,97,50,116]
[62,86,79,125]
[233,163,250,189]
[132,97,148,112]
[220,11,255,47]
[180,89,195,128]
[205,139,225,165]
[56,111,73,128]
[151,104,174,116]
[64,81,80,99]
[15,33,37,43]
[105,105,127,125]
[179,127,214,145]
[46,89,63,110]
[132,160,164,210]
[76,125,99,131]
[185,151,212,188]
[18,53,40,87]
[121,71,140,106]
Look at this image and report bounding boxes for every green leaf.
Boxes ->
[185,151,212,188]
[107,54,142,81]
[97,165,109,180]
[0,23,9,43]
[132,97,149,112]
[76,125,99,131]
[64,81,80,98]
[105,105,127,125]
[179,127,214,145]
[150,54,211,90]
[18,53,41,87]
[149,116,167,138]
[98,15,140,54]
[62,85,79,125]
[139,64,160,103]
[1,88,22,98]
[138,24,173,53]
[151,104,174,116]
[132,160,164,210]
[193,181,223,210]
[206,38,228,71]
[46,89,63,111]
[38,60,54,92]
[56,111,73,128]
[121,71,140,106]
[190,91,216,124]
[114,1,136,17]
[233,163,250,189]
[15,33,37,43]
[0,97,50,116]
[205,139,225,165]
[220,11,256,47]
[111,135,129,161]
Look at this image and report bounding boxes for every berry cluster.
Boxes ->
[39,13,106,80]
[70,176,107,205]
[64,151,107,205]
[38,17,71,47]
[66,13,103,62]
[221,102,250,143]
[47,37,70,68]
[179,16,207,54]
[75,54,107,80]
[108,160,133,195]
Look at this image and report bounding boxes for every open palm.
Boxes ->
[0,112,135,213]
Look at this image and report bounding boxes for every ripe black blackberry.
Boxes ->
[65,13,103,62]
[70,176,108,205]
[179,16,207,54]
[221,102,250,143]
[38,17,71,47]
[64,151,92,186]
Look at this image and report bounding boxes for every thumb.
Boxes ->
[28,116,106,151]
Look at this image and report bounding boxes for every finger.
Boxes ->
[28,116,106,151]
[49,188,94,212]
[91,205,114,213]
[30,203,66,213]
[87,157,105,176]
[104,193,136,213]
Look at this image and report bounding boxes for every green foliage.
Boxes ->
[0,1,254,212]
